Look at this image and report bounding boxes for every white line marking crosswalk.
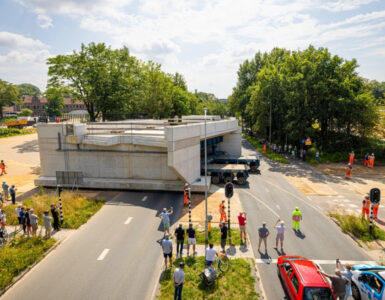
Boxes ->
[97,249,110,261]
[142,196,148,201]
[124,217,133,225]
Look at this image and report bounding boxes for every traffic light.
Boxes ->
[370,188,381,204]
[225,182,234,198]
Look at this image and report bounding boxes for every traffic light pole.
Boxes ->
[58,186,64,225]
[228,196,231,244]
[188,188,191,224]
[369,204,373,235]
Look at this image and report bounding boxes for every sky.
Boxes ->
[0,0,385,98]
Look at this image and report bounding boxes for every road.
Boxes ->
[240,139,373,299]
[2,191,182,300]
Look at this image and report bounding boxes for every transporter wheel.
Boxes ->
[223,176,232,184]
[211,175,220,184]
[250,165,258,172]
[237,176,246,185]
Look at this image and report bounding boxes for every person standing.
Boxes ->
[0,160,6,175]
[186,223,196,256]
[2,181,9,201]
[219,199,227,223]
[345,163,352,180]
[174,224,185,258]
[25,208,32,236]
[349,151,355,165]
[173,262,185,300]
[315,151,319,162]
[220,222,228,253]
[274,219,286,251]
[0,192,4,205]
[370,153,375,168]
[362,194,370,220]
[183,184,189,206]
[337,260,353,299]
[292,207,302,231]
[321,269,349,300]
[43,211,52,238]
[372,200,380,220]
[51,204,60,231]
[19,206,26,234]
[29,209,38,237]
[238,212,247,245]
[0,209,6,229]
[159,207,173,235]
[258,222,270,253]
[9,185,16,204]
[161,234,173,269]
[364,153,369,167]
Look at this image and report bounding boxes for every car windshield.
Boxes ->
[303,287,333,300]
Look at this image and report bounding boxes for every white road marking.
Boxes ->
[307,196,313,201]
[240,190,280,218]
[142,196,148,201]
[255,259,375,264]
[97,249,110,261]
[276,204,280,210]
[342,199,350,203]
[124,217,133,225]
[348,204,359,208]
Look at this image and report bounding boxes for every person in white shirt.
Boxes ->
[205,243,218,266]
[274,219,286,251]
[173,262,185,300]
[0,209,6,228]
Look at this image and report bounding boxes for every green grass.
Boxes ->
[244,134,289,164]
[330,213,385,242]
[2,191,105,229]
[158,256,259,300]
[0,127,36,138]
[0,236,56,290]
[194,227,242,246]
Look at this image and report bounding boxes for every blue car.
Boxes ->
[351,265,385,300]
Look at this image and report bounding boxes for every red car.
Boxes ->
[277,255,335,300]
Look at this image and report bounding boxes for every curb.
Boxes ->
[250,258,267,300]
[0,238,61,297]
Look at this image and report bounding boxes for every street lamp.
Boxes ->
[204,107,208,254]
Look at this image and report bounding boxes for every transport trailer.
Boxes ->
[202,164,249,185]
[208,153,260,172]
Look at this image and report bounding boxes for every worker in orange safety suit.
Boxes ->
[362,194,370,220]
[349,151,355,165]
[0,160,6,175]
[369,153,375,168]
[219,199,227,223]
[373,201,380,220]
[345,163,352,180]
[183,183,190,206]
[263,144,267,153]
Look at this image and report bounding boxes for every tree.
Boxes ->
[0,79,18,119]
[17,83,40,97]
[45,87,65,117]
[18,108,33,117]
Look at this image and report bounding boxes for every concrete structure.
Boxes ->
[35,117,241,191]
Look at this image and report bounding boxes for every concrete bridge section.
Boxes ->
[35,117,241,192]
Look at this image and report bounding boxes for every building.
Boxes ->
[35,117,241,192]
[15,95,86,116]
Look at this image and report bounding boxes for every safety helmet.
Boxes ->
[295,207,299,210]
[365,194,370,198]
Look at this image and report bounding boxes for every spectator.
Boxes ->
[321,269,349,300]
[205,243,218,266]
[29,209,38,237]
[186,223,196,256]
[174,224,185,258]
[0,208,6,228]
[159,207,173,235]
[10,185,16,205]
[19,206,26,234]
[238,212,247,245]
[161,234,173,269]
[0,191,3,204]
[220,222,228,253]
[258,222,270,253]
[15,204,21,229]
[25,208,32,236]
[2,181,9,201]
[337,260,353,299]
[274,219,286,251]
[173,262,185,300]
[51,204,60,231]
[43,211,52,238]
[315,151,320,162]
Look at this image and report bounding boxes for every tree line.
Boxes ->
[229,45,382,152]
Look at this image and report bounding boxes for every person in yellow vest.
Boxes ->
[362,194,370,220]
[183,183,189,206]
[292,207,302,231]
[373,201,380,220]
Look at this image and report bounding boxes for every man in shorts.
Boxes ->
[43,211,52,238]
[186,223,196,256]
[29,209,38,237]
[159,207,173,235]
[161,234,173,269]
[258,222,270,253]
[220,222,228,253]
[238,212,247,244]
[274,219,286,251]
[2,181,9,201]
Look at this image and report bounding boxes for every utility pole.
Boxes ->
[269,96,272,143]
[204,107,208,256]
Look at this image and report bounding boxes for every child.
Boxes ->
[43,211,52,238]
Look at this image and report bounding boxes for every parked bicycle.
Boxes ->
[200,254,230,286]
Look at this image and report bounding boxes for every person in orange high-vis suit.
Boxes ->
[219,199,227,223]
[349,151,355,165]
[362,194,370,220]
[0,161,6,175]
[369,153,375,168]
[373,201,380,220]
[263,144,267,153]
[345,163,352,180]
[183,183,189,206]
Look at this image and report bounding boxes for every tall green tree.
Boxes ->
[0,79,19,119]
[44,87,66,117]
[17,83,41,97]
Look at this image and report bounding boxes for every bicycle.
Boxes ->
[200,254,230,286]
[213,254,229,273]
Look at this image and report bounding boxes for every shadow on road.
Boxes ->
[12,139,39,153]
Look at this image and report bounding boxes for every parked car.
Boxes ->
[351,264,385,300]
[277,255,334,300]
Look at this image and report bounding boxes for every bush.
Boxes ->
[18,108,33,117]
[330,213,385,242]
[0,236,56,290]
[0,128,36,138]
[195,227,242,246]
[244,134,289,164]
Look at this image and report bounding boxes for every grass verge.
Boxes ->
[3,191,105,229]
[195,227,242,246]
[244,134,289,164]
[0,127,36,138]
[0,236,56,290]
[330,213,385,242]
[158,256,259,300]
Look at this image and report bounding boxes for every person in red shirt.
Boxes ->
[238,212,247,245]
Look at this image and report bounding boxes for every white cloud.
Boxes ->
[0,31,46,48]
[321,0,379,12]
[37,14,53,28]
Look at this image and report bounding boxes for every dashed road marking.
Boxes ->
[97,249,110,261]
[142,196,148,201]
[124,217,133,225]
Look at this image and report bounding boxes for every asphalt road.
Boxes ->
[2,191,182,300]
[240,140,373,299]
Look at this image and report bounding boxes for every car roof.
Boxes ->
[291,260,330,286]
